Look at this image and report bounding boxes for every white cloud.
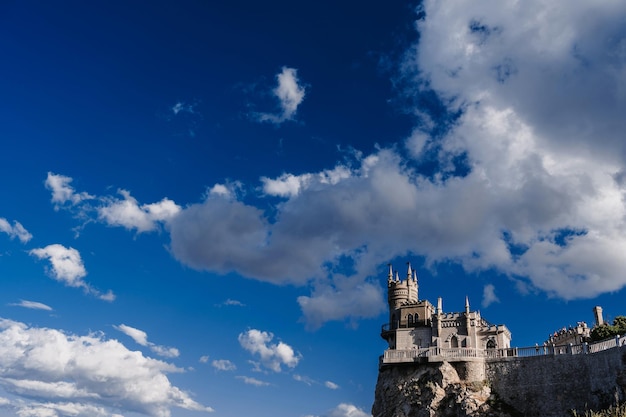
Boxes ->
[260,166,351,198]
[114,324,149,346]
[199,356,209,364]
[47,0,626,327]
[10,300,53,311]
[211,360,236,372]
[171,101,196,115]
[323,403,370,417]
[0,218,32,243]
[30,244,86,288]
[238,329,300,372]
[98,190,180,233]
[45,173,93,208]
[256,67,306,124]
[293,374,314,386]
[481,284,500,308]
[114,324,180,358]
[221,299,245,307]
[325,381,339,390]
[0,318,212,417]
[29,244,114,301]
[235,376,269,387]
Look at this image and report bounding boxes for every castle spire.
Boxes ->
[465,296,470,314]
[387,263,393,283]
[395,271,400,282]
[406,262,412,281]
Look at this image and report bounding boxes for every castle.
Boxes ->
[380,263,511,354]
[373,263,626,417]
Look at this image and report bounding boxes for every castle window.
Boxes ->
[450,335,459,348]
[407,314,414,327]
[486,339,496,349]
[414,313,419,324]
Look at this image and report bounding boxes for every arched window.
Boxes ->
[407,314,414,327]
[414,313,419,324]
[450,335,459,348]
[486,339,496,349]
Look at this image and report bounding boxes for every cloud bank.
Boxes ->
[44,1,626,328]
[0,319,212,417]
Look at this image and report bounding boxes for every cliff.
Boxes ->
[372,362,515,417]
[372,347,626,417]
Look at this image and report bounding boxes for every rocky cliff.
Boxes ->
[372,362,515,417]
[372,348,626,417]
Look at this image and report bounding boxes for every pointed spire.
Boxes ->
[395,271,400,282]
[406,262,412,280]
[437,297,442,314]
[465,296,470,314]
[413,270,418,283]
[387,263,393,282]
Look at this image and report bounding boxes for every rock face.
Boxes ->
[372,362,515,417]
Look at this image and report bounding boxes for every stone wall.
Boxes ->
[372,347,626,417]
[485,347,626,416]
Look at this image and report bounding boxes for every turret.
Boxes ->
[593,306,604,327]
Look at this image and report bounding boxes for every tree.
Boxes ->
[589,316,626,342]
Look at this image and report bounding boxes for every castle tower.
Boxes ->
[593,306,604,326]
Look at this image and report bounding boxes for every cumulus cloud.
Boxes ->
[10,300,53,311]
[29,244,114,301]
[99,190,180,233]
[45,172,94,208]
[481,284,500,308]
[238,329,300,372]
[0,218,32,243]
[255,67,306,124]
[199,356,209,364]
[211,360,236,372]
[323,403,370,417]
[46,1,626,327]
[0,318,212,417]
[114,324,180,358]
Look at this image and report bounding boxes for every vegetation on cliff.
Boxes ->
[572,403,626,417]
[590,316,626,342]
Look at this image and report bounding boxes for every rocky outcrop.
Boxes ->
[372,362,517,417]
[372,348,626,417]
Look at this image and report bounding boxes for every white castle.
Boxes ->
[381,263,512,352]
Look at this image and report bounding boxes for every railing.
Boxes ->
[381,334,626,365]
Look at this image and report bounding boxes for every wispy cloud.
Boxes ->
[10,300,53,311]
[45,172,94,209]
[29,244,114,301]
[236,376,270,387]
[216,299,245,307]
[255,67,306,124]
[325,381,340,390]
[114,324,180,358]
[0,218,32,243]
[482,284,500,308]
[238,329,301,372]
[0,318,212,416]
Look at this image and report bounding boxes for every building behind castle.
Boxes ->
[381,263,511,352]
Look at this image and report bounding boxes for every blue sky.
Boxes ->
[1,1,626,416]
